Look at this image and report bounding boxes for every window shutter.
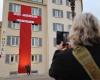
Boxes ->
[9,3,13,11]
[5,54,10,64]
[53,9,55,17]
[15,55,18,62]
[39,54,42,62]
[7,36,11,45]
[54,38,56,46]
[60,0,62,4]
[12,37,15,45]
[67,11,69,19]
[39,8,42,16]
[39,38,42,46]
[61,11,63,18]
[16,36,18,45]
[62,24,64,31]
[32,38,34,46]
[39,25,42,31]
[8,21,11,28]
[53,23,56,31]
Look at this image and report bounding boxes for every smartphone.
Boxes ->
[56,31,69,45]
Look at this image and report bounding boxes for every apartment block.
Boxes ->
[0,0,82,77]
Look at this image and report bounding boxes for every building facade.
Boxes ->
[0,22,2,47]
[0,0,82,77]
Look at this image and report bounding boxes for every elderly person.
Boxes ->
[49,13,100,80]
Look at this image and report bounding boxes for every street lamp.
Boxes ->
[68,0,75,19]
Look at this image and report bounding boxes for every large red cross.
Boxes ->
[8,5,41,73]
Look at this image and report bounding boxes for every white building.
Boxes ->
[0,0,83,77]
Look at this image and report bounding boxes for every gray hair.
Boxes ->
[69,13,100,46]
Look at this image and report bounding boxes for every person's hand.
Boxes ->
[56,41,64,50]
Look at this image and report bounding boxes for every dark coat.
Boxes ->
[52,50,62,61]
[49,44,100,80]
[25,65,31,73]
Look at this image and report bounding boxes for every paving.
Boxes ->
[0,74,54,80]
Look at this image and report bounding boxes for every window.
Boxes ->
[32,7,41,16]
[5,54,18,64]
[8,21,20,29]
[67,25,72,31]
[32,0,43,3]
[52,0,62,5]
[7,36,19,46]
[66,0,70,6]
[67,11,72,20]
[32,55,34,61]
[53,23,64,31]
[38,0,43,3]
[11,55,14,62]
[32,24,41,31]
[53,9,63,18]
[32,37,42,47]
[9,3,21,13]
[32,54,42,63]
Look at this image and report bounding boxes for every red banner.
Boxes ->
[18,23,31,73]
[8,12,41,24]
[8,4,41,73]
[18,5,31,73]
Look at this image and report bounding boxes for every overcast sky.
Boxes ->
[83,0,100,20]
[0,0,3,21]
[0,0,100,21]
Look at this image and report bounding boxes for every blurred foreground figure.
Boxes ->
[49,13,100,80]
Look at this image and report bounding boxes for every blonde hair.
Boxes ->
[69,13,100,46]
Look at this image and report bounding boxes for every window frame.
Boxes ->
[7,36,19,46]
[31,0,43,3]
[31,54,42,63]
[52,0,63,5]
[67,24,72,31]
[67,11,72,20]
[31,24,41,32]
[31,7,41,16]
[53,9,63,18]
[53,23,64,32]
[5,54,18,64]
[8,21,20,30]
[9,3,21,13]
[32,37,42,47]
